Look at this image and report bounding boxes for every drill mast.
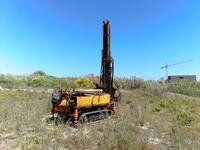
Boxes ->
[100,20,114,95]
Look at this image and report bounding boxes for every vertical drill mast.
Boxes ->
[100,20,114,95]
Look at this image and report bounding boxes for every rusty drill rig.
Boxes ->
[51,20,120,126]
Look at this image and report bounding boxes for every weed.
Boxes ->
[152,106,161,112]
[176,112,193,126]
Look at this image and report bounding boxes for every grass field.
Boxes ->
[0,86,200,149]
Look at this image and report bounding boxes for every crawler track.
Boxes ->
[79,109,112,123]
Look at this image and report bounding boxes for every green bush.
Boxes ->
[177,112,193,126]
[32,70,47,76]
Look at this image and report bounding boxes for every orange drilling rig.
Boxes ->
[51,20,120,126]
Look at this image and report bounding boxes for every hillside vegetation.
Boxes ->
[0,72,200,149]
[1,71,200,97]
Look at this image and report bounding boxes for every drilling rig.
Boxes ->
[51,20,120,126]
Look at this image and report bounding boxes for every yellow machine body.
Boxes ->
[76,94,110,108]
[51,89,115,124]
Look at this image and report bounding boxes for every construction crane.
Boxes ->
[161,59,193,81]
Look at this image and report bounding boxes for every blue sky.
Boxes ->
[0,0,200,80]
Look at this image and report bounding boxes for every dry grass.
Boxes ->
[0,88,200,149]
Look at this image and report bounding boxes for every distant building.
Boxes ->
[167,75,196,83]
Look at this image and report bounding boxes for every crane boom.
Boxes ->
[161,59,193,69]
[161,59,193,81]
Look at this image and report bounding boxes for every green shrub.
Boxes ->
[32,70,47,76]
[176,112,193,126]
